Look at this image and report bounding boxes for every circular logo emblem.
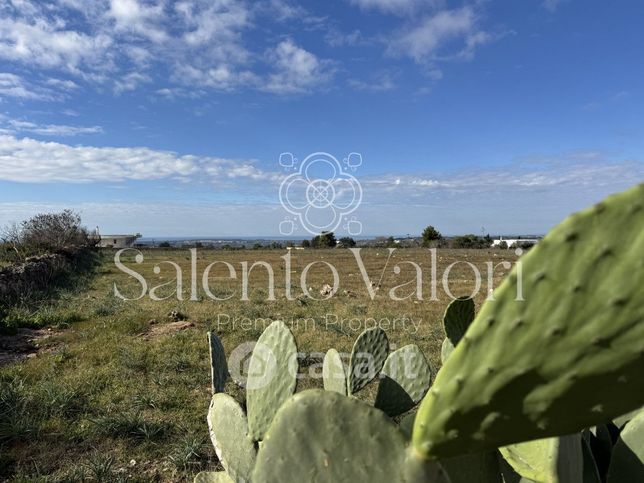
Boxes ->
[279,152,362,235]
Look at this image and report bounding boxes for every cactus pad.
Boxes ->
[440,338,454,364]
[440,451,502,483]
[499,435,583,482]
[442,296,475,346]
[581,438,601,483]
[252,389,408,483]
[246,320,298,441]
[322,348,347,395]
[206,394,256,483]
[348,327,389,395]
[613,406,642,428]
[374,344,432,416]
[413,185,644,458]
[194,472,234,483]
[207,331,228,394]
[607,410,644,482]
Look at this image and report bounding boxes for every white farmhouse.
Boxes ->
[98,234,142,248]
[492,237,540,248]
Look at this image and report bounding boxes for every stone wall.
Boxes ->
[0,250,91,305]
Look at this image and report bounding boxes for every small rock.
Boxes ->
[168,309,186,322]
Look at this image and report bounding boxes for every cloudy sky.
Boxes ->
[0,0,642,237]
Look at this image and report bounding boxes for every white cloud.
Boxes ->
[363,158,644,197]
[0,1,494,96]
[389,7,487,63]
[0,134,280,183]
[108,0,167,43]
[543,0,564,12]
[45,77,80,90]
[0,72,53,100]
[348,73,396,92]
[173,63,259,91]
[325,29,365,47]
[263,39,334,94]
[0,116,103,136]
[263,0,309,21]
[349,0,443,15]
[114,72,151,94]
[0,15,112,73]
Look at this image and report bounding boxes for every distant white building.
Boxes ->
[492,237,540,248]
[98,234,141,248]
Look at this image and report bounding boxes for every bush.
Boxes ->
[1,210,97,262]
[301,240,311,248]
[311,232,336,248]
[451,234,491,249]
[421,226,442,247]
[338,237,356,248]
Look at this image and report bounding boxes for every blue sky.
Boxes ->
[0,0,642,237]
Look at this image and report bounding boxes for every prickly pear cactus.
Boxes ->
[206,394,256,483]
[440,297,475,364]
[613,406,642,428]
[607,410,644,482]
[348,327,389,395]
[322,348,347,395]
[252,389,409,483]
[440,451,502,483]
[413,184,644,458]
[581,438,601,483]
[207,331,228,394]
[442,296,475,347]
[440,338,455,364]
[194,471,234,483]
[374,344,432,417]
[246,320,298,441]
[499,435,583,483]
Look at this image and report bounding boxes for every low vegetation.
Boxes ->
[0,246,517,481]
[0,211,99,333]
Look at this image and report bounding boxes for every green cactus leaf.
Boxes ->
[246,320,298,441]
[403,451,452,483]
[587,423,616,478]
[499,435,583,483]
[207,331,228,394]
[440,451,502,483]
[253,389,408,483]
[581,438,601,483]
[322,348,347,395]
[441,338,455,364]
[375,344,432,417]
[194,471,234,483]
[442,296,475,346]
[400,410,416,441]
[613,406,642,428]
[206,394,256,483]
[499,457,536,482]
[607,410,644,482]
[413,184,644,458]
[348,326,389,395]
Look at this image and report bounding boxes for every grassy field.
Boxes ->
[0,247,518,481]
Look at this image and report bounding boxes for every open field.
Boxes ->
[0,248,518,481]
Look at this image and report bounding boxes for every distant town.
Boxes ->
[97,233,543,250]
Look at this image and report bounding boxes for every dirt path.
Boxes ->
[0,328,60,365]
